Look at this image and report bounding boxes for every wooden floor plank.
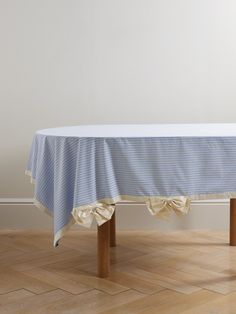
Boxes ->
[22,268,93,295]
[181,290,236,314]
[0,289,35,306]
[38,289,145,314]
[43,266,130,295]
[116,265,202,294]
[1,229,236,313]
[0,289,71,314]
[100,289,221,314]
[107,270,166,295]
[0,268,56,294]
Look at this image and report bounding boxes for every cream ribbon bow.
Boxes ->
[72,203,115,228]
[146,196,191,219]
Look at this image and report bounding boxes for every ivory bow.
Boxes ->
[146,196,191,219]
[72,203,115,228]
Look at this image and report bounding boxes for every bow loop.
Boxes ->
[72,203,115,228]
[146,196,191,219]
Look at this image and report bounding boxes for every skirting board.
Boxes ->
[0,198,230,205]
[0,198,230,230]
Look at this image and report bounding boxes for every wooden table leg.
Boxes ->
[110,211,116,247]
[97,220,110,277]
[230,198,236,246]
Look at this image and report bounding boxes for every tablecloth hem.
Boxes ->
[72,192,236,228]
[53,217,75,247]
[25,169,236,245]
[25,170,35,184]
[72,192,236,205]
[25,170,76,247]
[33,198,75,247]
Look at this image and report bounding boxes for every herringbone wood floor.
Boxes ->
[1,229,236,313]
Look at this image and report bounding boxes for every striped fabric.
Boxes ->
[26,124,236,246]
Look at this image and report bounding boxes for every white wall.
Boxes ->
[1,0,236,229]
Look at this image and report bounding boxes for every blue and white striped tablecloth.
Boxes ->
[26,124,236,246]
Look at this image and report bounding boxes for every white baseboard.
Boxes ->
[0,198,230,205]
[0,198,230,230]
